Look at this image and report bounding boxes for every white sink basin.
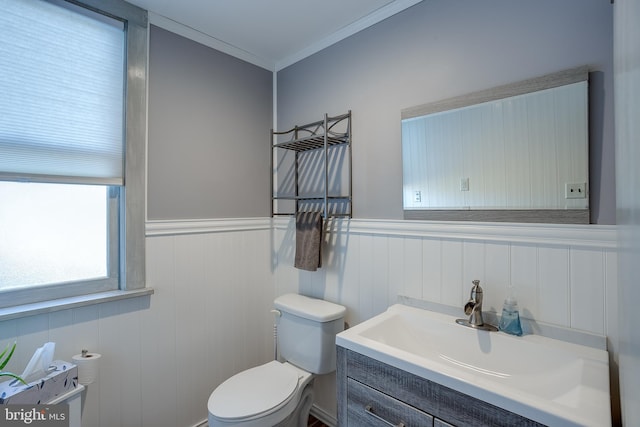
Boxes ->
[336,304,611,426]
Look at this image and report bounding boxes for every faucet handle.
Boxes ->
[464,300,475,315]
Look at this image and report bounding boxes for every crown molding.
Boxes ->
[148,12,275,71]
[275,0,424,70]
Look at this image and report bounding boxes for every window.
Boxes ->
[0,0,147,310]
[0,183,111,290]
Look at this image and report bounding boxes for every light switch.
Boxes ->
[460,177,470,191]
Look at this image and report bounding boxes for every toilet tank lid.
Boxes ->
[274,294,346,322]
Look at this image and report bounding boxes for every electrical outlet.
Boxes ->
[414,190,422,203]
[565,182,586,199]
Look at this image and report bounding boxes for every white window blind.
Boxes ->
[0,0,125,185]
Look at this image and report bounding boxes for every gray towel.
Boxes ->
[294,211,323,271]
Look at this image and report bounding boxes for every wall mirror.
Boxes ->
[401,66,589,223]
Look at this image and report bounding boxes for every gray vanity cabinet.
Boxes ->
[337,346,544,427]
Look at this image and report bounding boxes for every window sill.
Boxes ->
[0,288,154,322]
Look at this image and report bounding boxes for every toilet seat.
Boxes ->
[208,361,301,422]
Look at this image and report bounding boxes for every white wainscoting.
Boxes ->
[144,219,275,427]
[0,219,275,427]
[273,217,618,420]
[274,218,617,335]
[0,218,617,427]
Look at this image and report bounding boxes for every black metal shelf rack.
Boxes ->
[271,111,352,219]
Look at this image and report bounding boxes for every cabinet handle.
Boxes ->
[364,404,406,427]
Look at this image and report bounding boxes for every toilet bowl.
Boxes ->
[207,294,346,427]
[208,361,313,427]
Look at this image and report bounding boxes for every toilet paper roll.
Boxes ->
[72,352,101,385]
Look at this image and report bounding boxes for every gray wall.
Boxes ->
[147,26,272,220]
[277,0,615,223]
[614,0,640,424]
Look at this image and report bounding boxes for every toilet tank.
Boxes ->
[274,293,346,375]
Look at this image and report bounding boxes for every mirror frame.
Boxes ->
[401,66,589,223]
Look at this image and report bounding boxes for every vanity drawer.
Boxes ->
[338,347,544,427]
[347,377,433,426]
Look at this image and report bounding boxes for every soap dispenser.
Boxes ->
[499,287,523,336]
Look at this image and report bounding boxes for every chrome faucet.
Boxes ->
[456,280,498,331]
[465,279,485,326]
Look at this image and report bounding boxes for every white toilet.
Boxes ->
[207,293,346,427]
